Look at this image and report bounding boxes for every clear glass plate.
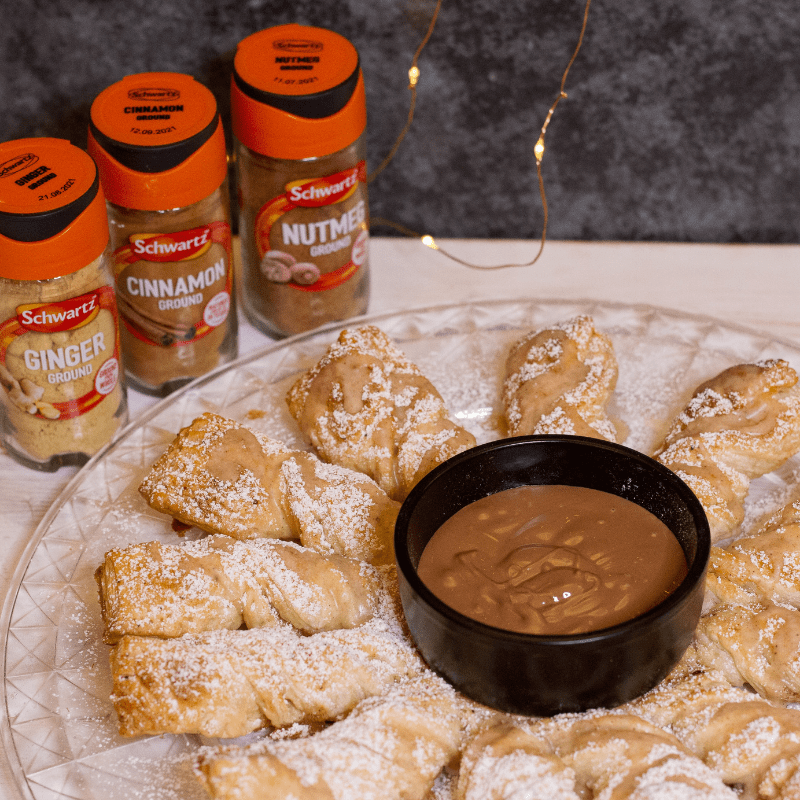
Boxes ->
[4,298,800,800]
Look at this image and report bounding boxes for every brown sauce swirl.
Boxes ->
[417,485,687,636]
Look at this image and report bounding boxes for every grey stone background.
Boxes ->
[3,0,800,243]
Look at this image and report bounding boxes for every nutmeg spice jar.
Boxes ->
[87,72,237,395]
[0,137,128,470]
[231,24,371,337]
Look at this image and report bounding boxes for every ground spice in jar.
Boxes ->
[87,72,237,395]
[232,24,370,337]
[0,138,127,470]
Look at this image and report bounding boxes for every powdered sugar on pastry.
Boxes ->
[96,535,383,643]
[194,673,462,800]
[138,412,398,565]
[110,618,423,739]
[455,711,736,800]
[501,315,619,441]
[694,601,800,703]
[286,326,476,501]
[455,719,581,800]
[654,360,800,542]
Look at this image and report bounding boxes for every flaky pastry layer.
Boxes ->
[286,325,476,501]
[96,535,383,644]
[501,314,619,441]
[138,412,398,565]
[655,360,800,542]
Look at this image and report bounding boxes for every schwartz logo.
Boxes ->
[0,153,38,180]
[273,39,323,53]
[127,87,181,101]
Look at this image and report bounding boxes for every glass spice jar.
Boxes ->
[231,24,371,337]
[0,137,128,470]
[87,72,237,395]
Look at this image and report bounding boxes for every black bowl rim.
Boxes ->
[394,434,711,646]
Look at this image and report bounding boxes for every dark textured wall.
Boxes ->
[3,0,800,243]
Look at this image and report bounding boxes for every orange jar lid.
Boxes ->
[87,72,227,210]
[0,138,109,280]
[232,24,367,159]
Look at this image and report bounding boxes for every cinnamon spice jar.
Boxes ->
[0,137,128,470]
[231,24,370,337]
[87,72,237,395]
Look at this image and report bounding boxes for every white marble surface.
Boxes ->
[0,236,798,796]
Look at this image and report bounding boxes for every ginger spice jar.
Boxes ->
[88,72,237,395]
[231,24,370,337]
[0,138,128,470]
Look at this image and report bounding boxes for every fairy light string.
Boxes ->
[369,0,593,270]
[367,0,442,183]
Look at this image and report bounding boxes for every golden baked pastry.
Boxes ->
[96,535,383,644]
[195,674,462,800]
[455,720,581,800]
[110,619,421,738]
[706,497,800,607]
[624,654,800,799]
[286,325,476,501]
[671,699,800,797]
[456,712,736,800]
[654,360,800,542]
[690,495,800,704]
[501,315,619,441]
[622,648,753,729]
[694,601,800,703]
[138,412,398,564]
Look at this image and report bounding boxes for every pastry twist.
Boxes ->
[194,674,462,800]
[455,719,581,800]
[501,315,619,441]
[625,654,800,800]
[96,535,385,644]
[286,325,476,501]
[455,710,736,800]
[110,619,421,738]
[691,495,800,703]
[706,497,800,607]
[654,360,800,542]
[694,601,800,703]
[138,412,398,565]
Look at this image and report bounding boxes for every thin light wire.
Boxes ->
[370,0,593,270]
[367,0,443,183]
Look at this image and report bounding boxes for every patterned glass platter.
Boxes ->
[4,298,800,800]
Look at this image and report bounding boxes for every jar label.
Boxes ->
[112,221,233,347]
[0,285,122,420]
[253,161,369,291]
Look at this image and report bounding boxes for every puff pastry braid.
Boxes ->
[110,619,421,738]
[455,719,581,800]
[501,315,619,441]
[654,360,800,542]
[694,601,800,703]
[706,496,800,607]
[456,711,736,800]
[627,655,800,800]
[688,496,800,703]
[286,325,476,501]
[138,412,398,565]
[194,674,462,800]
[96,535,384,644]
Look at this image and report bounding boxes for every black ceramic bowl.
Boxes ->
[394,435,710,716]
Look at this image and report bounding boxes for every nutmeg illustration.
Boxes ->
[260,250,296,283]
[290,262,321,286]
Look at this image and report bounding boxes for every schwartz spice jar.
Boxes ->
[87,72,237,394]
[231,24,370,337]
[0,138,127,470]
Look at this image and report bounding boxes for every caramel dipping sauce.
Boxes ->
[416,484,688,636]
